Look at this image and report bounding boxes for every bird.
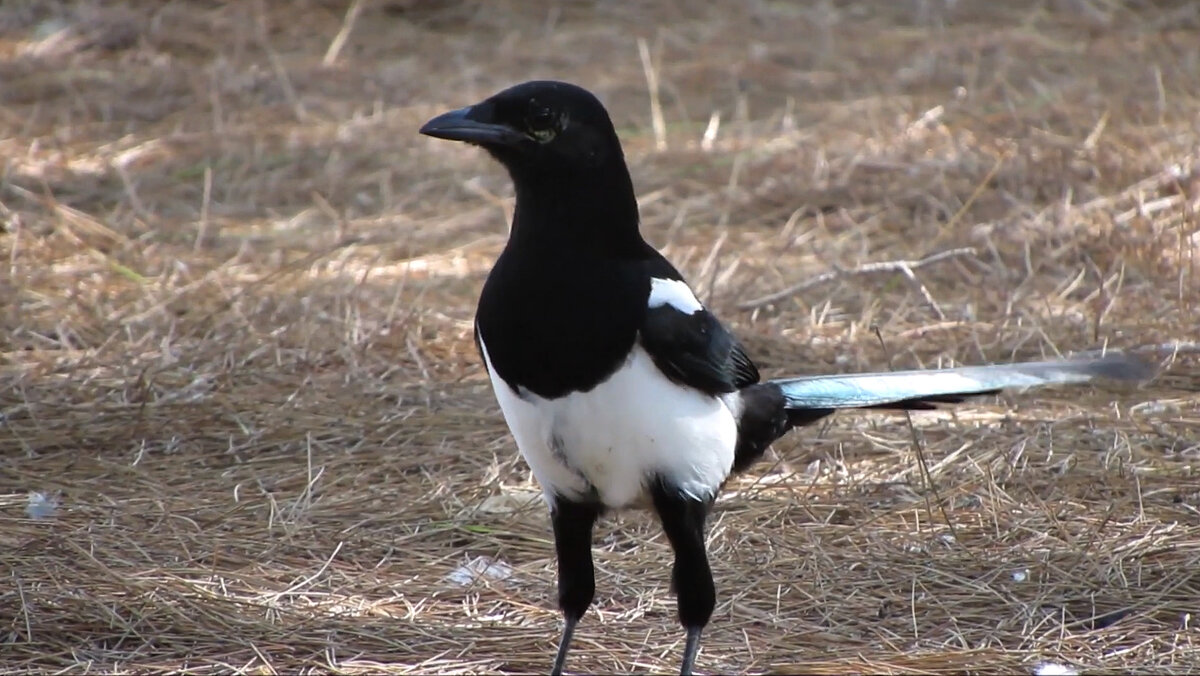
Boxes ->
[419,80,1152,675]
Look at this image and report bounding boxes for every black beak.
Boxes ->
[419,106,524,146]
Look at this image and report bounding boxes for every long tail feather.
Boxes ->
[772,352,1152,411]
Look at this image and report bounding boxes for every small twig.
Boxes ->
[698,229,728,307]
[6,204,22,279]
[194,166,213,253]
[323,0,366,67]
[303,431,316,513]
[701,110,720,151]
[871,326,962,551]
[1153,64,1167,125]
[1114,194,1184,225]
[111,161,155,225]
[942,156,1004,235]
[738,247,977,310]
[1076,162,1192,215]
[14,573,32,642]
[1139,340,1200,355]
[249,643,276,674]
[407,334,432,383]
[265,541,343,603]
[310,190,346,242]
[898,262,947,320]
[637,37,666,151]
[1082,109,1110,151]
[255,0,307,121]
[704,148,745,305]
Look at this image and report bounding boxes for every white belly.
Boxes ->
[480,339,739,508]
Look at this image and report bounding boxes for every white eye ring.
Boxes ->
[530,127,556,142]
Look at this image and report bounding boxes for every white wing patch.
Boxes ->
[648,277,703,314]
[479,336,738,508]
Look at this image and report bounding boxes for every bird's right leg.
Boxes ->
[650,479,716,676]
[549,497,603,676]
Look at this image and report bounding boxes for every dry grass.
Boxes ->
[2,0,1199,673]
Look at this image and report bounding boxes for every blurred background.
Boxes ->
[2,1,1198,673]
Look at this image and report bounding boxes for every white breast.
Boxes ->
[479,338,739,508]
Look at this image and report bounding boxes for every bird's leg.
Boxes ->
[549,497,603,676]
[551,616,577,676]
[681,626,703,676]
[650,479,715,676]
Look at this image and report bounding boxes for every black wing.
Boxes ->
[637,254,759,395]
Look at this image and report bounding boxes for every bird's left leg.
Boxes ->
[549,496,603,676]
[650,479,716,676]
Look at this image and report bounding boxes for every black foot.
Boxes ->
[550,613,578,676]
[680,625,702,675]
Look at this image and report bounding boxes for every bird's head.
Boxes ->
[420,80,624,178]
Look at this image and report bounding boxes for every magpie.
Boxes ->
[420,80,1152,675]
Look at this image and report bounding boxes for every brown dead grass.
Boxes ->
[2,0,1199,673]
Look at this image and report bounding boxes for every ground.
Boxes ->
[2,1,1199,673]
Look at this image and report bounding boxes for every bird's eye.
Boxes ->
[526,103,558,142]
